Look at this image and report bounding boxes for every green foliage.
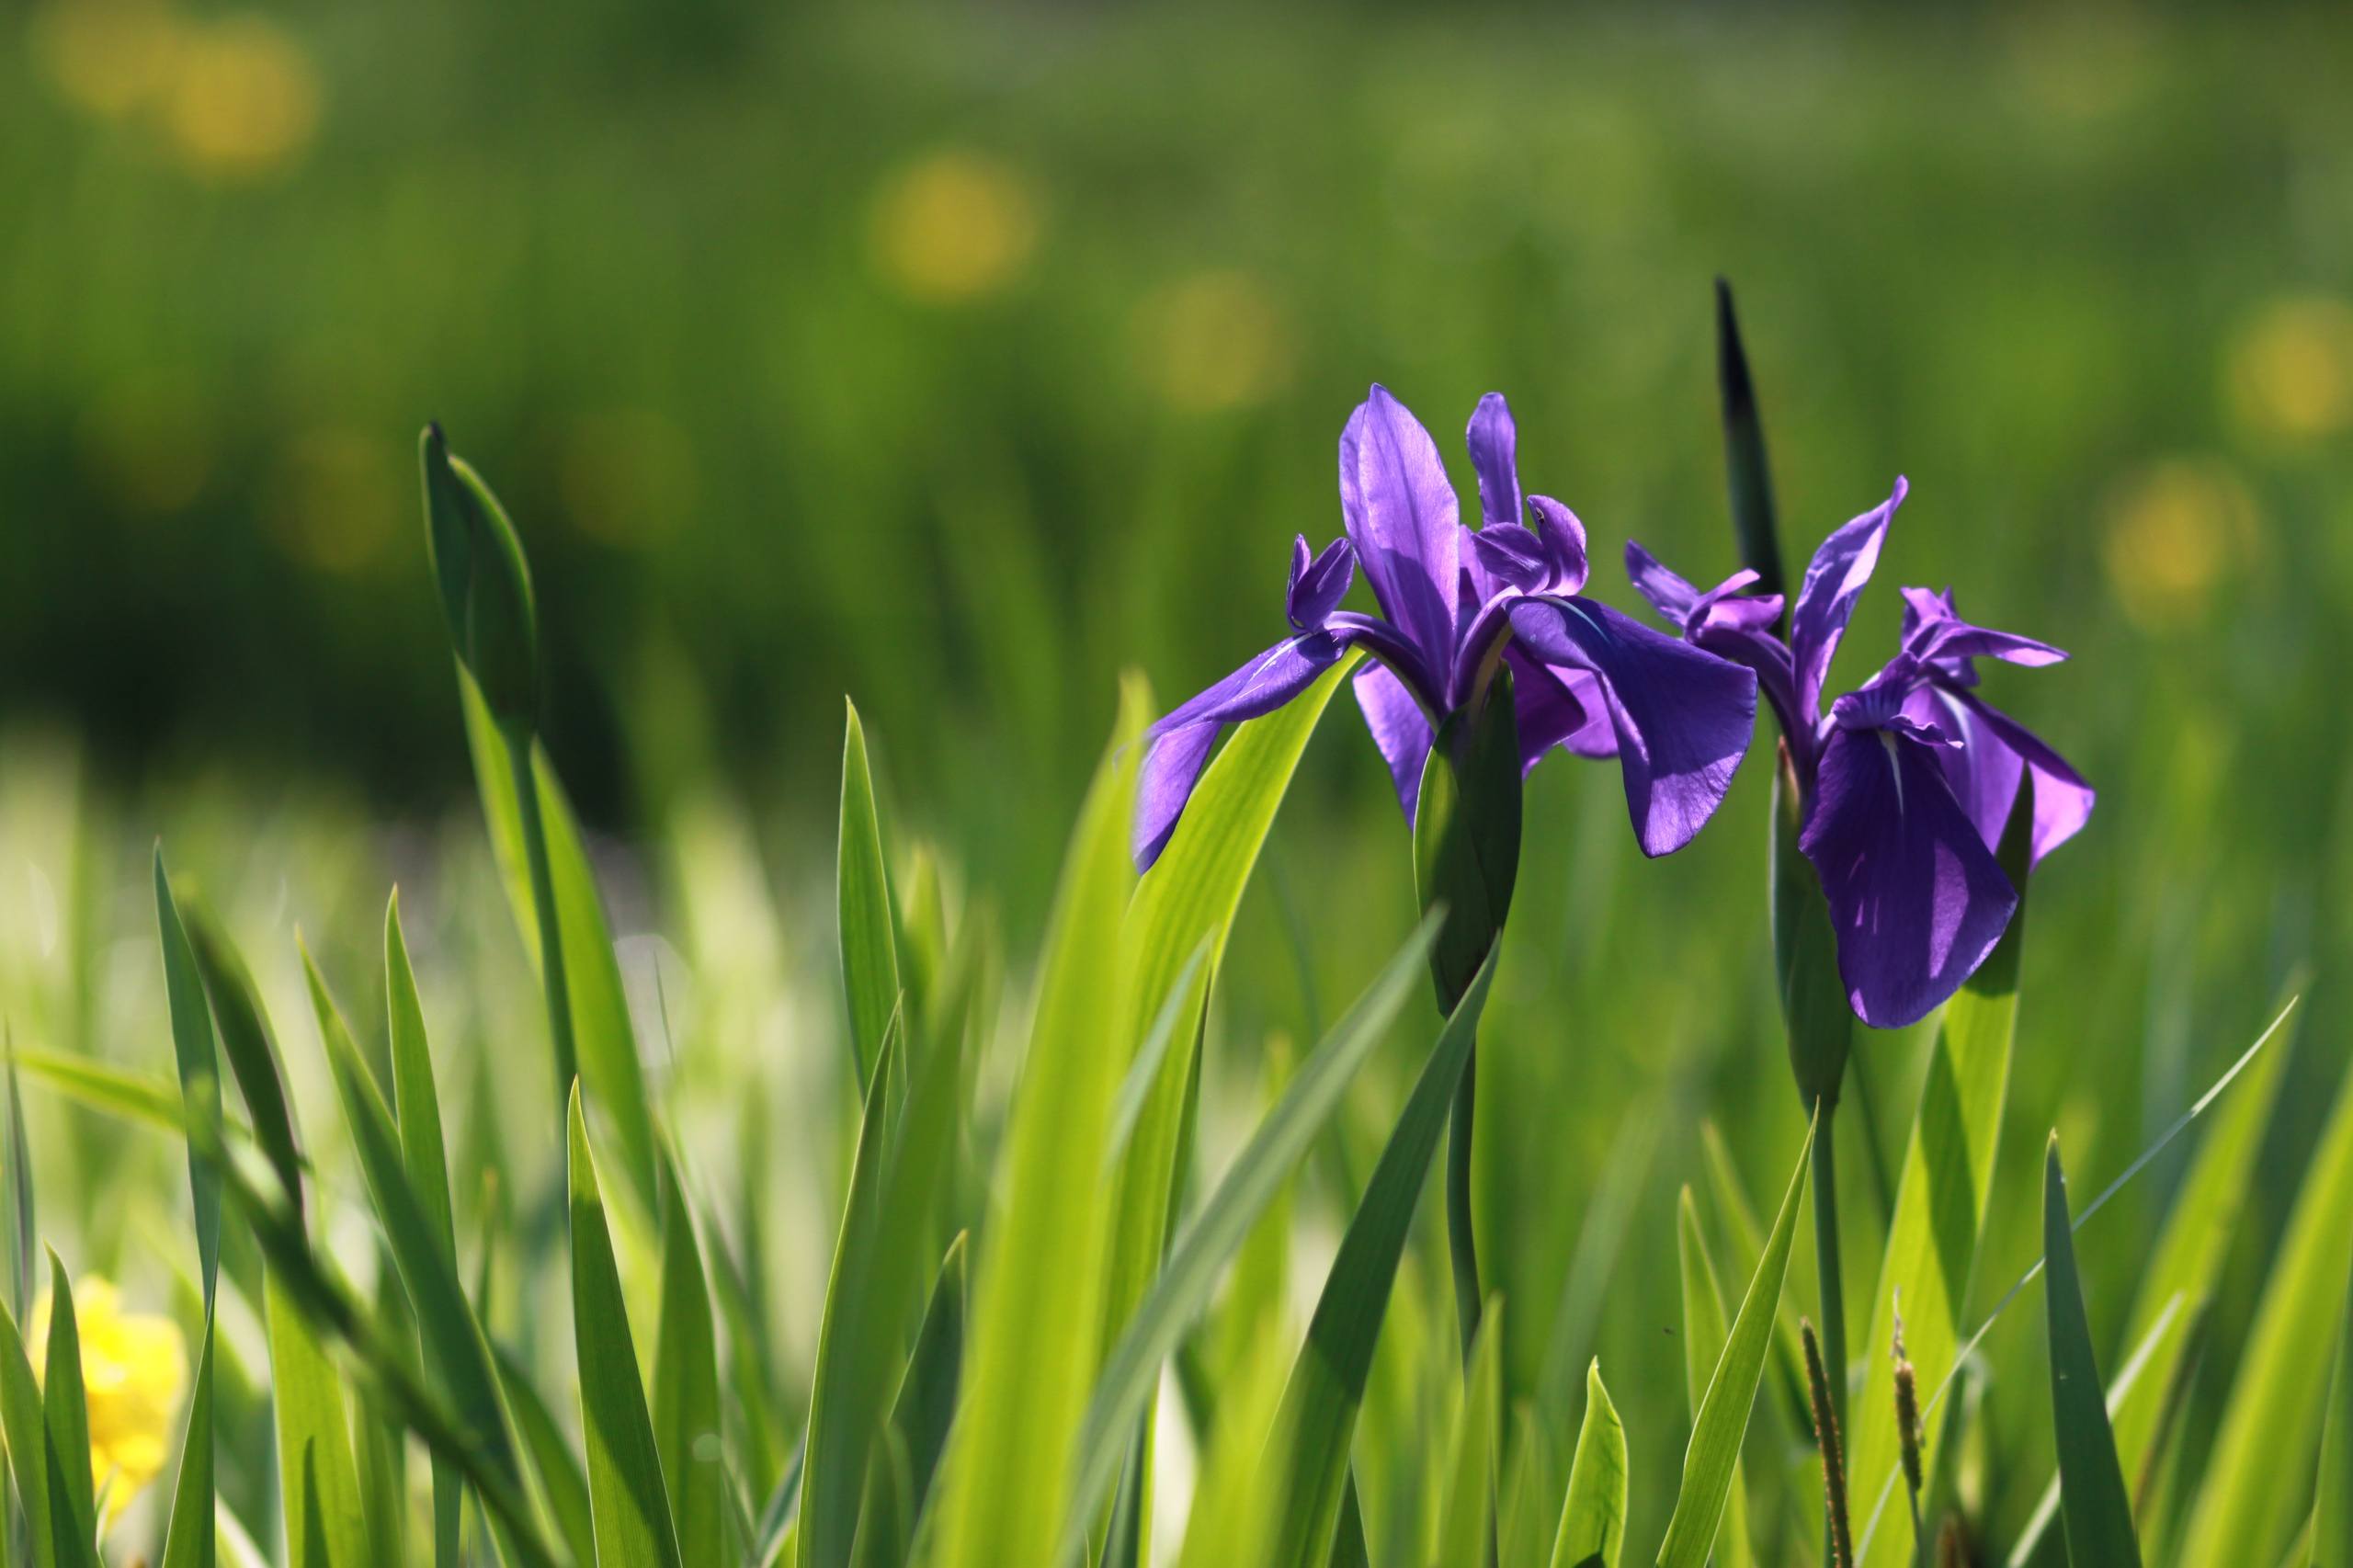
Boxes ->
[2041,1139,2142,1568]
[1553,1361,1629,1568]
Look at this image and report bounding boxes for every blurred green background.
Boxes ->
[4,1,2352,1558]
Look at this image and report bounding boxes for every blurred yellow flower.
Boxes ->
[163,13,322,182]
[2099,457,2261,631]
[2225,294,2353,444]
[29,0,188,119]
[28,1278,188,1523]
[1133,269,1297,414]
[869,150,1040,302]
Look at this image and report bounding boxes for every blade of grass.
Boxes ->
[0,1296,56,1568]
[2313,1256,2353,1568]
[567,1085,686,1567]
[40,1255,97,1566]
[158,1321,216,1568]
[1497,1404,1555,1568]
[1676,1191,1752,1568]
[495,1344,599,1565]
[265,1266,372,1568]
[1435,1300,1505,1568]
[928,681,1146,1568]
[1551,1360,1627,1568]
[1655,1112,1814,1568]
[653,1158,725,1568]
[153,855,225,1298]
[2042,1139,2143,1568]
[2003,1291,2185,1566]
[1061,911,1442,1557]
[1264,948,1498,1568]
[838,700,901,1098]
[181,900,304,1220]
[889,1233,967,1532]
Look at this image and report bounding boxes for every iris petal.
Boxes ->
[1340,386,1461,675]
[1466,392,1520,529]
[1353,662,1434,823]
[1791,477,1905,719]
[1799,724,2018,1028]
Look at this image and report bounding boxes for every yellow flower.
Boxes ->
[28,1278,188,1523]
[868,149,1041,302]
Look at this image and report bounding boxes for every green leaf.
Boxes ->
[1713,278,1787,604]
[1769,756,1850,1114]
[1497,1405,1557,1568]
[2042,1139,2143,1568]
[1848,788,2033,1568]
[495,1345,599,1566]
[153,854,225,1299]
[653,1161,725,1568]
[1698,1122,1809,1434]
[2108,990,2301,1486]
[838,699,902,1098]
[419,425,539,725]
[1551,1360,1627,1568]
[458,669,659,1212]
[567,1085,686,1568]
[2177,1049,2353,1566]
[302,949,526,1498]
[1062,912,1443,1555]
[1655,1113,1814,1568]
[1675,1191,1751,1568]
[384,892,463,1568]
[158,1320,216,1568]
[41,1253,97,1565]
[2313,1256,2353,1568]
[929,682,1146,1568]
[1435,1300,1505,1568]
[1414,665,1522,1015]
[889,1233,967,1529]
[1264,949,1498,1568]
[266,1266,371,1568]
[0,1294,57,1568]
[9,1048,194,1134]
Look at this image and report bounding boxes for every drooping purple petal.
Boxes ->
[1474,496,1587,600]
[1507,596,1758,856]
[1504,648,1600,771]
[1524,497,1589,594]
[1912,614,2067,671]
[1688,569,1767,629]
[1339,386,1461,674]
[1473,524,1553,594]
[1791,477,1906,719]
[1624,540,1702,628]
[1287,535,1356,631]
[1136,631,1351,868]
[1353,661,1433,823]
[1799,724,2019,1028]
[1906,685,2096,867]
[1466,392,1520,529]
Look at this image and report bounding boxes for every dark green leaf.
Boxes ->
[2042,1140,2142,1568]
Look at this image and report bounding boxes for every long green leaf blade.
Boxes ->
[0,1295,56,1568]
[837,699,901,1097]
[266,1267,372,1568]
[1265,949,1498,1568]
[1435,1301,1505,1568]
[152,855,224,1299]
[2314,1256,2353,1568]
[1675,1191,1750,1568]
[929,683,1146,1568]
[41,1254,97,1564]
[653,1162,725,1568]
[1551,1360,1627,1568]
[158,1321,216,1568]
[2042,1139,2142,1568]
[1655,1114,1814,1568]
[568,1085,685,1568]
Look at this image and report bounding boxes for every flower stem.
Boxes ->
[1446,1045,1482,1363]
[1813,1098,1847,1562]
[506,722,578,1119]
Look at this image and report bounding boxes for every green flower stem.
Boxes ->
[506,720,578,1118]
[1446,1050,1482,1362]
[1813,1100,1847,1565]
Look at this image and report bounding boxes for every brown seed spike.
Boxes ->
[1802,1317,1856,1568]
[1893,1295,1925,1496]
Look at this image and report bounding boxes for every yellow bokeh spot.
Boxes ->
[30,0,188,119]
[1133,269,1297,414]
[28,1278,188,1524]
[268,428,400,574]
[2225,294,2353,443]
[557,409,699,545]
[163,13,322,182]
[2099,457,2261,631]
[869,150,1040,303]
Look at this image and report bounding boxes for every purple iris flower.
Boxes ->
[1626,482,2095,1028]
[1134,385,1759,870]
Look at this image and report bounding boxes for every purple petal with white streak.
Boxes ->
[1791,477,1905,718]
[1354,661,1434,823]
[1340,387,1461,673]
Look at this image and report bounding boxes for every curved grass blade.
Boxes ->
[1265,948,1497,1568]
[180,901,304,1222]
[1654,1113,1814,1568]
[929,683,1145,1568]
[459,670,658,1211]
[40,1255,97,1566]
[496,1344,598,1565]
[2004,1291,2185,1566]
[2314,1256,2353,1568]
[1061,910,1441,1559]
[385,893,463,1568]
[838,699,901,1098]
[266,1266,371,1568]
[2042,1139,2142,1568]
[158,1320,216,1568]
[1551,1360,1627,1568]
[1497,1404,1558,1568]
[1435,1300,1505,1568]
[1675,1191,1750,1568]
[153,855,227,1301]
[889,1233,967,1533]
[2175,1044,2353,1567]
[653,1158,725,1568]
[567,1085,685,1568]
[0,1296,57,1568]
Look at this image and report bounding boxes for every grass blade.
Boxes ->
[2042,1139,2142,1568]
[2176,1048,2353,1566]
[158,1321,216,1568]
[567,1085,685,1568]
[2313,1256,2353,1568]
[496,1345,599,1565]
[1675,1191,1751,1568]
[2004,1291,2186,1565]
[152,855,224,1298]
[0,1293,54,1568]
[40,1255,97,1566]
[1435,1300,1505,1568]
[889,1233,967,1531]
[1551,1360,1628,1568]
[653,1160,725,1567]
[265,1267,371,1568]
[838,699,901,1098]
[1655,1112,1814,1568]
[1265,948,1498,1568]
[929,681,1146,1568]
[1062,910,1441,1556]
